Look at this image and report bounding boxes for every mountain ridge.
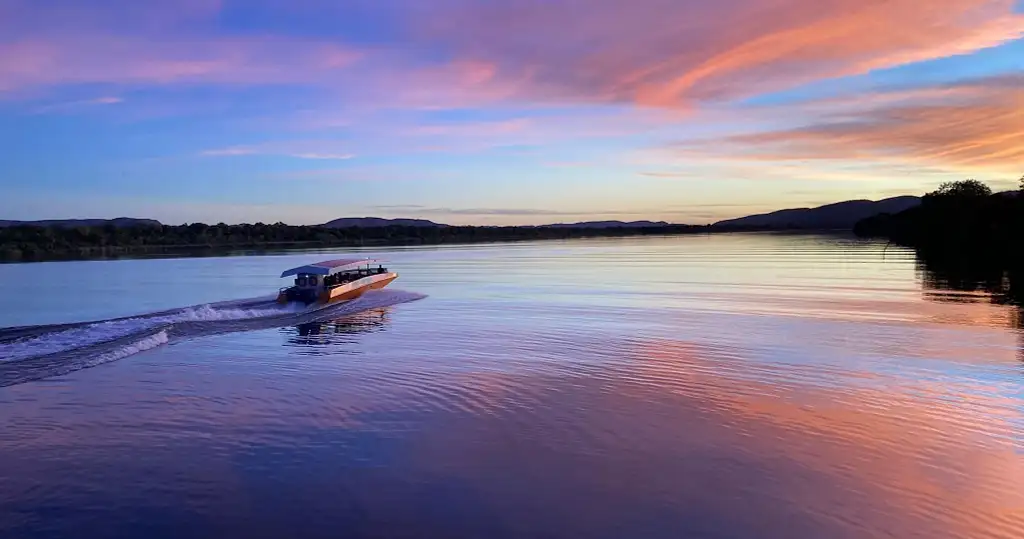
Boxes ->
[2,196,925,230]
[712,196,922,230]
[320,217,446,228]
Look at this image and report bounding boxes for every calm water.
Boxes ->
[1,233,1022,539]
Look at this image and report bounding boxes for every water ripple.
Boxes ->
[1,234,1022,538]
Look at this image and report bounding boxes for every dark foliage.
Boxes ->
[855,179,1024,305]
[0,222,709,262]
[854,180,1023,250]
[931,179,992,198]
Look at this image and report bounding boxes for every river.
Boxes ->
[1,233,1022,538]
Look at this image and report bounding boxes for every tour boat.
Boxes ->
[277,258,397,305]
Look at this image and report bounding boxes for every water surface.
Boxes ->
[1,233,1022,538]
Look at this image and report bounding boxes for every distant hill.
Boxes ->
[540,220,672,229]
[0,217,162,228]
[321,217,447,228]
[713,196,921,230]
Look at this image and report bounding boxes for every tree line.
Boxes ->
[0,222,708,261]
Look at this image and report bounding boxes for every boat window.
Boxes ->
[297,276,307,286]
[309,276,318,286]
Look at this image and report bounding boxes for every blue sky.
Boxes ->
[1,0,1021,225]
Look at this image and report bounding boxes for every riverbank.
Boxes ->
[0,223,720,263]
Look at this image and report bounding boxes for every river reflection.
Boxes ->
[288,308,391,350]
[917,252,1024,365]
[2,234,1023,539]
[918,251,1023,330]
[292,308,391,338]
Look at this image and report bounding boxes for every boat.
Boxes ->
[277,258,398,305]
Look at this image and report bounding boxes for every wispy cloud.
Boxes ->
[32,96,123,113]
[675,77,1024,172]
[201,146,256,157]
[638,171,702,178]
[371,205,707,217]
[543,161,595,168]
[361,202,804,225]
[369,205,615,217]
[289,153,355,160]
[370,204,427,211]
[201,144,356,160]
[410,118,531,137]
[0,35,362,93]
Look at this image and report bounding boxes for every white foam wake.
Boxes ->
[0,289,426,387]
[0,302,298,363]
[82,330,170,370]
[172,303,303,321]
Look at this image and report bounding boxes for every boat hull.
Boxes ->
[278,272,398,305]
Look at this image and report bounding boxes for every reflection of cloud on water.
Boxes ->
[627,339,1024,539]
[393,337,1024,539]
[4,321,1021,537]
[915,256,1024,361]
[917,259,1023,330]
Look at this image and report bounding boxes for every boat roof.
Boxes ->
[280,258,382,278]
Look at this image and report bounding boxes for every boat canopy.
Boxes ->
[280,258,382,278]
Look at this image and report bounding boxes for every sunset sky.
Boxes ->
[1,0,1022,225]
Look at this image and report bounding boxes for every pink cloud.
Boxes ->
[411,118,531,137]
[3,0,1019,112]
[413,0,1024,107]
[0,0,223,34]
[0,34,362,92]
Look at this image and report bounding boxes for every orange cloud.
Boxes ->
[690,79,1024,170]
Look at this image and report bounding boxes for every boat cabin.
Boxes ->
[279,258,388,304]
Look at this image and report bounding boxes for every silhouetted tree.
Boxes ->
[930,179,992,198]
[855,176,1023,309]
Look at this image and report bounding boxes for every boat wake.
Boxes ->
[0,290,425,387]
